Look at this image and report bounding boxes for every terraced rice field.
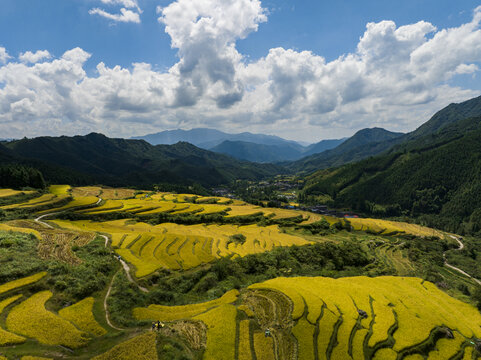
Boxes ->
[0,274,108,351]
[36,196,99,214]
[249,276,481,359]
[347,217,445,237]
[91,332,157,360]
[133,276,481,359]
[0,193,69,210]
[48,185,71,195]
[0,272,46,295]
[52,220,311,276]
[0,189,35,198]
[58,297,106,336]
[134,289,239,321]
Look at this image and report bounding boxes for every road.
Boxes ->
[444,235,481,286]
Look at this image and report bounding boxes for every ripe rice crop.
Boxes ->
[53,220,310,276]
[92,332,157,360]
[71,186,102,197]
[100,188,136,199]
[427,331,465,360]
[0,295,26,345]
[404,356,424,360]
[0,272,47,295]
[0,224,42,239]
[37,196,99,214]
[462,347,474,360]
[238,320,252,360]
[133,289,239,321]
[193,304,237,360]
[49,185,71,195]
[292,317,315,360]
[372,348,397,359]
[0,189,34,198]
[352,329,369,360]
[58,297,106,336]
[368,297,396,347]
[317,306,339,359]
[78,199,124,213]
[253,331,275,360]
[225,204,265,218]
[1,194,62,210]
[6,291,89,348]
[348,217,444,237]
[250,276,481,357]
[21,357,53,360]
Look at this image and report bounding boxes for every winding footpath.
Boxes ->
[34,197,148,331]
[103,271,124,331]
[444,235,481,286]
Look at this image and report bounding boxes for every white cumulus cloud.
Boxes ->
[89,0,142,23]
[1,1,481,141]
[100,0,141,12]
[0,47,10,64]
[19,50,52,64]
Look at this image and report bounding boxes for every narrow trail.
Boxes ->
[99,235,149,293]
[34,213,58,229]
[35,197,147,330]
[444,235,481,286]
[103,271,124,331]
[34,197,102,228]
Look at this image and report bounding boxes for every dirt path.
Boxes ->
[34,197,102,228]
[34,213,58,229]
[99,235,149,293]
[444,235,481,286]
[100,233,148,330]
[103,271,124,331]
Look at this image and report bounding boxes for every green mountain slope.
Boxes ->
[1,133,285,188]
[210,140,304,162]
[287,127,404,172]
[408,95,481,139]
[301,117,481,234]
[288,96,481,173]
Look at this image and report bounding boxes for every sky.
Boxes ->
[0,0,481,142]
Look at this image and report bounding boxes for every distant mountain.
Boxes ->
[288,128,404,172]
[134,128,350,162]
[133,128,304,150]
[1,133,285,188]
[303,138,347,157]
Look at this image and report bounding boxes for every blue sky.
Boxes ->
[0,0,480,141]
[2,0,479,73]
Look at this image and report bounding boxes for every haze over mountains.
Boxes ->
[133,128,348,162]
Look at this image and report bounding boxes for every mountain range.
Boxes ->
[133,128,347,162]
[0,133,285,189]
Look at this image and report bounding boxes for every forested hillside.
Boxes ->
[0,133,284,189]
[287,128,404,172]
[301,116,481,235]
